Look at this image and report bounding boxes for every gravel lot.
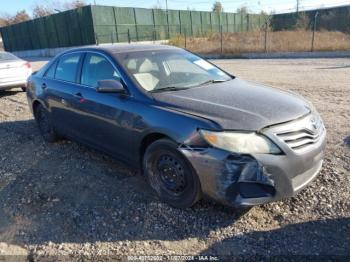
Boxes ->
[0,58,349,260]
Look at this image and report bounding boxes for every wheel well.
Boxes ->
[32,100,41,116]
[139,133,171,168]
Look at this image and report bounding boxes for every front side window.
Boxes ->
[116,49,232,92]
[55,53,81,82]
[81,53,120,87]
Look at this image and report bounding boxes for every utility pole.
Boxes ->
[165,0,170,39]
[296,0,300,13]
[311,11,319,52]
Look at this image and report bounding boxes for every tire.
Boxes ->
[34,104,59,143]
[21,87,26,92]
[143,138,202,208]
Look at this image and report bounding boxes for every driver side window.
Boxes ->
[81,53,120,88]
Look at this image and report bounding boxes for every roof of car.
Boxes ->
[69,44,180,54]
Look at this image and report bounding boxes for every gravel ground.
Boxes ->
[0,58,349,260]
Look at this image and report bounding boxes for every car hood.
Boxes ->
[152,78,311,130]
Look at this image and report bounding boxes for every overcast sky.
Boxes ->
[5,0,350,15]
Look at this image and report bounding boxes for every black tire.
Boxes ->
[143,138,202,208]
[21,87,26,92]
[34,104,59,143]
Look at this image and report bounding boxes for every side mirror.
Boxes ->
[96,79,125,93]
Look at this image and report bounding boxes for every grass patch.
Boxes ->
[169,30,350,54]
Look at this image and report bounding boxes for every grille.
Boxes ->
[269,113,325,153]
[276,128,323,150]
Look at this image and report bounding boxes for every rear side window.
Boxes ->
[55,54,81,82]
[81,53,120,87]
[44,61,57,78]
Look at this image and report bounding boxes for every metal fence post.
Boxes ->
[220,25,223,54]
[127,29,131,44]
[95,33,99,46]
[166,9,170,39]
[311,11,319,52]
[246,14,249,32]
[184,28,187,48]
[264,21,268,53]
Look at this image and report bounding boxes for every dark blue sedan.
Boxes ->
[26,44,326,209]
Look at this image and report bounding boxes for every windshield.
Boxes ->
[115,49,232,92]
[0,52,19,61]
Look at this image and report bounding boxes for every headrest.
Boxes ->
[138,59,153,73]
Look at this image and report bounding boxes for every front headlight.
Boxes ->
[199,130,281,154]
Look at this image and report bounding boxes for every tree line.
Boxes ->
[0,0,86,27]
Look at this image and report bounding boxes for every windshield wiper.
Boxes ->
[150,79,229,93]
[197,79,228,87]
[150,86,189,93]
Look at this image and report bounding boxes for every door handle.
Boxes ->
[41,83,47,89]
[73,92,86,103]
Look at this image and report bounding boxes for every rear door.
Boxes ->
[42,52,84,137]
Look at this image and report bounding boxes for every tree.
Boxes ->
[212,1,223,13]
[32,0,87,18]
[0,13,13,26]
[12,10,30,23]
[0,10,30,26]
[63,0,87,10]
[236,6,248,15]
[0,17,7,27]
[32,5,54,18]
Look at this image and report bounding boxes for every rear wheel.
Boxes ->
[34,104,59,143]
[143,139,202,208]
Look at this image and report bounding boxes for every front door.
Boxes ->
[68,52,137,160]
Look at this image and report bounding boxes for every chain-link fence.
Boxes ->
[95,18,350,55]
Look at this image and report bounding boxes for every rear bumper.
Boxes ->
[0,79,27,90]
[180,125,326,208]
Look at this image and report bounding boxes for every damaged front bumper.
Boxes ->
[180,121,326,208]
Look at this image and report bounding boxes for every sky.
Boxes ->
[3,0,350,15]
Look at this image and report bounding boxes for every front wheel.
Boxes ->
[34,104,59,143]
[143,139,202,208]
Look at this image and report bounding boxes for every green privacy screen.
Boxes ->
[0,5,266,52]
[1,5,94,52]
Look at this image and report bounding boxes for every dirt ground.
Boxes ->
[0,58,349,260]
